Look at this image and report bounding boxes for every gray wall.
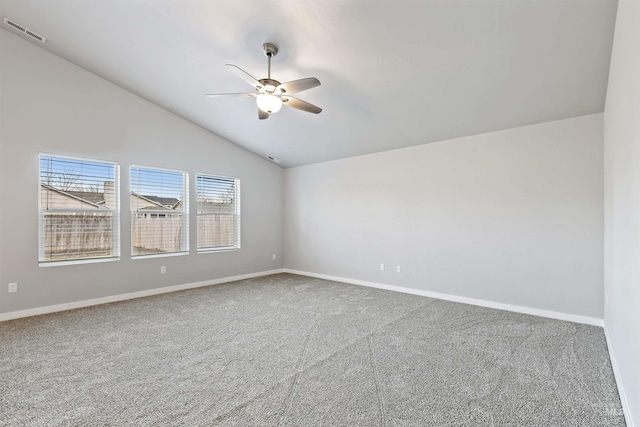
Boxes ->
[0,30,283,314]
[604,0,640,424]
[285,114,604,318]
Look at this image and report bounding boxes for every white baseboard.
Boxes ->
[604,324,635,427]
[283,269,604,327]
[0,269,285,322]
[4,268,603,328]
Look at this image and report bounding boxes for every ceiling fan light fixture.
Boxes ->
[256,93,282,114]
[206,42,321,119]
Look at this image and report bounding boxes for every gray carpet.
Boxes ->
[0,273,625,426]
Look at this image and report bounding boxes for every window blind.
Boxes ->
[39,154,120,264]
[130,166,189,257]
[196,174,240,252]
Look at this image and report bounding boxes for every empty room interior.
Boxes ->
[0,0,638,425]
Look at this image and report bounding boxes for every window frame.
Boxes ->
[38,153,120,266]
[130,164,189,259]
[196,173,241,253]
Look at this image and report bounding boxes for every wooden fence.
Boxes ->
[42,213,236,259]
[197,214,236,249]
[42,214,113,260]
[132,215,183,255]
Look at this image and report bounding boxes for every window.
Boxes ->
[196,174,240,252]
[39,154,120,264]
[131,165,188,257]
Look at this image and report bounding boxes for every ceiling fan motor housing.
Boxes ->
[259,78,283,92]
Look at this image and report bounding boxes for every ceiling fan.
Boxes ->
[206,43,322,120]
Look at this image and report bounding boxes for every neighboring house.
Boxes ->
[40,183,114,260]
[41,182,180,212]
[131,192,179,219]
[41,182,184,256]
[40,182,234,255]
[40,183,109,211]
[146,195,181,209]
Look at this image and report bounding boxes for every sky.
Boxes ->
[40,155,234,202]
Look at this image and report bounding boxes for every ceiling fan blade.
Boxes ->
[205,93,257,97]
[226,64,263,90]
[258,109,269,120]
[281,96,322,114]
[276,77,320,94]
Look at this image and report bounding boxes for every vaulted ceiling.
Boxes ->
[0,0,618,167]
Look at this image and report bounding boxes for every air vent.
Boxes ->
[4,18,46,44]
[266,156,281,163]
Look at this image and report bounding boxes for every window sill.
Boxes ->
[197,247,240,254]
[131,252,189,260]
[39,257,120,268]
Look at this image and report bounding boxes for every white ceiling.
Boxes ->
[0,0,617,168]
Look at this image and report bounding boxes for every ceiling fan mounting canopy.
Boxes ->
[262,42,278,58]
[205,42,322,119]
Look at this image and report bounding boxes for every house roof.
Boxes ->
[40,184,106,209]
[1,1,618,167]
[65,190,105,204]
[142,195,180,207]
[42,184,182,210]
[131,192,179,210]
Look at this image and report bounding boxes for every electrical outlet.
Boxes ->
[396,265,401,273]
[161,266,166,274]
[272,254,277,260]
[380,263,385,271]
[8,282,17,293]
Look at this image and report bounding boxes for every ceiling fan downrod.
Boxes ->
[263,43,278,80]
